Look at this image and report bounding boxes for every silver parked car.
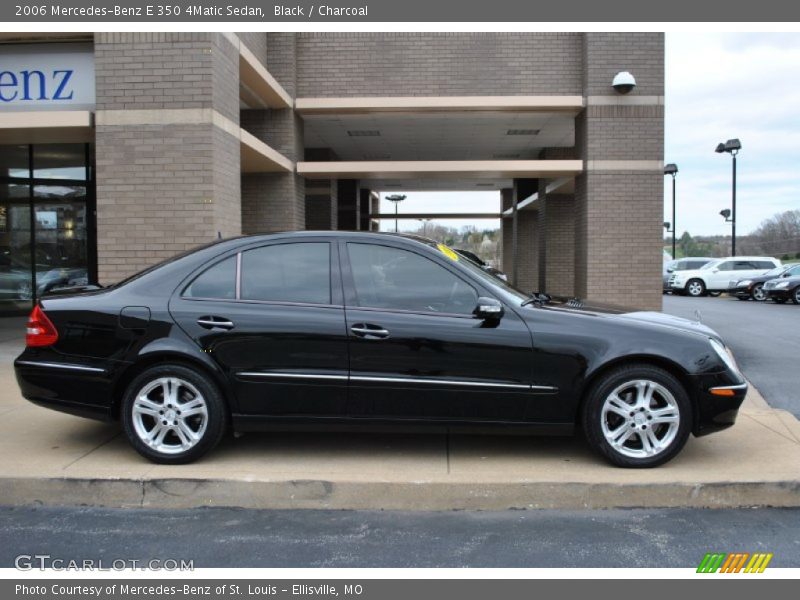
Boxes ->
[663,257,714,294]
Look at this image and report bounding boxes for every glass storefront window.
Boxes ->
[1,146,29,179]
[0,144,94,315]
[33,144,89,180]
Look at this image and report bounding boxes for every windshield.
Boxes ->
[455,253,530,303]
[766,266,788,277]
[413,238,530,304]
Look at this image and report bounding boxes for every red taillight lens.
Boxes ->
[26,305,59,347]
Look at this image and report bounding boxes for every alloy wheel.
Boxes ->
[131,377,208,455]
[687,281,703,297]
[752,284,766,301]
[600,379,680,459]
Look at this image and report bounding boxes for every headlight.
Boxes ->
[709,338,740,375]
[738,280,752,287]
[776,281,790,289]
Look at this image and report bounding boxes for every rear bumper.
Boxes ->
[691,372,747,437]
[14,352,118,422]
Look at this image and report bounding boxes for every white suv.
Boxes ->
[669,256,782,297]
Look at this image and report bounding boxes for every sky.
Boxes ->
[380,33,800,236]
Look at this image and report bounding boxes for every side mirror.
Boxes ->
[474,297,504,321]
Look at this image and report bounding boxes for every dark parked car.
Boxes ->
[731,263,800,301]
[453,248,508,281]
[15,232,747,468]
[764,272,800,304]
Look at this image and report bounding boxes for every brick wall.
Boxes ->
[295,33,582,97]
[237,32,267,65]
[583,33,664,97]
[542,194,576,296]
[572,32,664,311]
[575,172,663,309]
[94,32,241,283]
[94,32,214,111]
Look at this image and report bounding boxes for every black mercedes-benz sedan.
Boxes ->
[15,232,747,467]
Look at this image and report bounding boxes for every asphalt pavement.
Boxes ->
[0,505,797,568]
[663,294,800,417]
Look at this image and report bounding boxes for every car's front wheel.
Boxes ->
[121,364,228,464]
[582,364,692,468]
[685,279,706,297]
[793,287,800,305]
[751,284,767,301]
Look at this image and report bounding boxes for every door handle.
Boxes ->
[197,316,235,330]
[350,324,390,339]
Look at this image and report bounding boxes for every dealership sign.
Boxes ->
[0,43,95,111]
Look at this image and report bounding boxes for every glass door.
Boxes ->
[0,143,94,316]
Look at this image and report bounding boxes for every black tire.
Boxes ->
[736,296,748,301]
[708,291,722,297]
[581,364,692,468]
[685,279,706,297]
[751,284,767,302]
[792,287,800,305]
[121,364,228,464]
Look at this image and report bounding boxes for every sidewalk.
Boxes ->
[0,332,798,510]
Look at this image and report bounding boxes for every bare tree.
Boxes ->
[747,210,800,258]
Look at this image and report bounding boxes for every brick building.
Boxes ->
[0,32,664,315]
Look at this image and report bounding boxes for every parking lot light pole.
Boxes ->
[715,139,741,256]
[386,194,406,233]
[664,163,678,259]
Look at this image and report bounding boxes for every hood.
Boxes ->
[617,311,719,338]
[534,296,719,339]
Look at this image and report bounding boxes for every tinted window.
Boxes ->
[787,265,800,276]
[241,243,330,304]
[687,261,708,269]
[717,261,734,271]
[348,243,477,314]
[734,261,756,270]
[756,261,776,269]
[183,256,236,299]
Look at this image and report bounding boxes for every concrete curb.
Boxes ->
[2,477,799,511]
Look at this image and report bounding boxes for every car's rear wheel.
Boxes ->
[685,279,705,297]
[751,284,766,301]
[582,364,692,468]
[121,364,228,464]
[793,287,800,305]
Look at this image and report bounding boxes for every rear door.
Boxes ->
[169,238,349,416]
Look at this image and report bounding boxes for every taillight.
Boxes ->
[26,305,59,347]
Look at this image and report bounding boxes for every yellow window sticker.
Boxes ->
[437,243,459,261]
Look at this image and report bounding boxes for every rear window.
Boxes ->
[183,256,236,299]
[240,242,331,304]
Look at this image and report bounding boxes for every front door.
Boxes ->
[340,240,534,422]
[169,239,349,416]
